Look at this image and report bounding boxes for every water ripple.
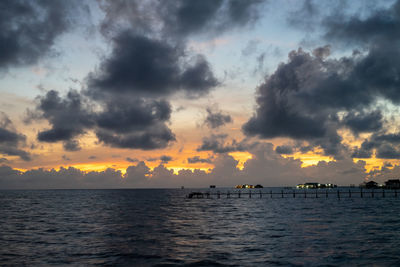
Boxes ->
[1,189,400,266]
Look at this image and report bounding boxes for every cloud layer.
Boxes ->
[0,0,85,69]
[0,143,369,189]
[0,113,30,161]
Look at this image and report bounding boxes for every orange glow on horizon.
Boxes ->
[285,151,334,167]
[228,151,252,170]
[353,157,400,173]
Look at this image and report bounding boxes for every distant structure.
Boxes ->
[236,184,253,189]
[296,183,337,189]
[210,185,216,188]
[360,181,379,189]
[385,179,400,189]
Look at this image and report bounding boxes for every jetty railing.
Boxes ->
[187,189,399,199]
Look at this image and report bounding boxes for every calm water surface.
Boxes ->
[1,188,400,266]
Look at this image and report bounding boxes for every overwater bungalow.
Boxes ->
[360,181,379,189]
[384,179,400,189]
[296,183,337,189]
[235,184,255,189]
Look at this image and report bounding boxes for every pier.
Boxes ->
[187,189,399,199]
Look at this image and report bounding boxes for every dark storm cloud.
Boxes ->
[0,0,85,69]
[197,134,257,154]
[204,108,232,129]
[94,98,175,149]
[162,0,223,36]
[64,0,264,152]
[242,34,400,157]
[126,157,138,163]
[81,30,218,150]
[275,145,293,154]
[96,126,175,150]
[30,89,176,150]
[352,133,400,159]
[187,156,213,164]
[243,48,334,141]
[160,155,173,163]
[95,98,171,133]
[341,110,383,135]
[87,33,218,98]
[376,144,400,159]
[161,0,265,37]
[100,0,266,38]
[34,90,93,146]
[324,0,400,45]
[0,113,30,161]
[351,143,373,159]
[312,45,331,59]
[287,0,321,32]
[63,139,81,151]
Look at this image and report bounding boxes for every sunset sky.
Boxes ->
[1,0,400,188]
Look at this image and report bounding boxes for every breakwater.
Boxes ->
[187,189,399,199]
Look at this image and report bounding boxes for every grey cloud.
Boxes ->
[376,144,400,159]
[96,125,175,150]
[242,39,260,56]
[100,0,266,39]
[287,0,321,32]
[204,108,232,129]
[163,0,266,37]
[351,145,373,159]
[275,145,293,154]
[324,0,400,45]
[197,134,258,154]
[0,113,30,161]
[95,98,172,133]
[312,45,331,59]
[31,89,176,150]
[0,0,85,69]
[160,155,173,163]
[187,156,213,164]
[243,49,328,140]
[242,42,400,157]
[87,33,218,98]
[35,90,93,145]
[63,139,81,152]
[0,143,370,189]
[0,166,123,189]
[352,133,400,159]
[94,97,175,150]
[124,161,151,186]
[126,157,139,163]
[341,110,383,135]
[162,0,223,36]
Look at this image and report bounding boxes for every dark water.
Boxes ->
[1,188,400,266]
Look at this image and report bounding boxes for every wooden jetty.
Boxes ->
[187,189,399,199]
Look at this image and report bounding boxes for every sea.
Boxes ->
[1,188,400,266]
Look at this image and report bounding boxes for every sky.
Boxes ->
[1,0,400,188]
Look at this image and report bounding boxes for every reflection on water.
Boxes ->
[1,189,400,266]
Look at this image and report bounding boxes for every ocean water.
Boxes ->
[1,188,400,266]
